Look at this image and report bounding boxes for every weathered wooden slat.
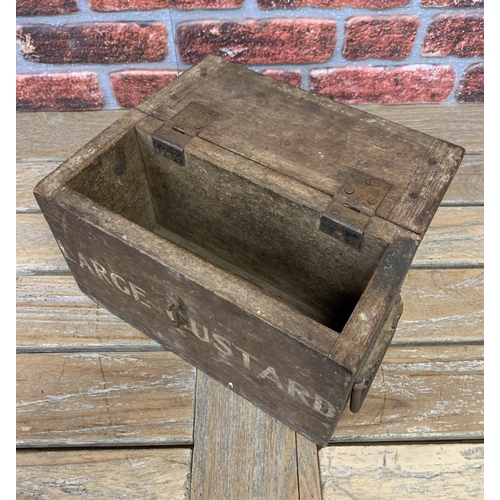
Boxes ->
[16,352,196,447]
[387,139,465,235]
[396,268,483,345]
[16,267,483,352]
[180,64,438,208]
[16,275,158,352]
[15,207,484,276]
[354,104,484,153]
[16,294,482,442]
[17,162,60,212]
[296,434,322,500]
[16,448,192,499]
[16,111,125,160]
[333,344,483,442]
[190,370,300,500]
[412,206,483,267]
[16,213,68,275]
[319,443,484,499]
[441,155,483,206]
[16,106,483,161]
[15,155,483,215]
[188,345,482,497]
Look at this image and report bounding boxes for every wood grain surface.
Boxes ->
[16,161,60,212]
[396,268,483,345]
[319,443,484,499]
[16,111,125,160]
[14,294,482,440]
[353,104,484,153]
[440,155,483,206]
[16,105,484,499]
[15,207,484,276]
[333,344,483,442]
[412,206,483,267]
[16,105,483,161]
[15,155,483,214]
[17,448,192,499]
[17,352,196,447]
[16,268,483,352]
[190,370,300,500]
[296,434,322,500]
[16,214,68,275]
[16,275,158,352]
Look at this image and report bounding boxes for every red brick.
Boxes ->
[16,72,103,111]
[262,69,302,88]
[455,63,483,102]
[343,16,419,61]
[177,19,336,65]
[421,0,483,7]
[16,0,78,16]
[16,23,167,64]
[110,69,180,108]
[422,14,483,57]
[258,0,408,8]
[309,65,455,104]
[90,0,243,10]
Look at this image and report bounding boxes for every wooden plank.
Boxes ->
[190,370,299,500]
[16,206,483,275]
[16,448,192,499]
[15,309,482,446]
[180,63,436,202]
[413,206,483,267]
[332,345,483,442]
[16,275,158,352]
[16,213,67,275]
[387,139,465,235]
[441,155,483,206]
[16,268,483,352]
[319,443,484,499]
[16,352,196,447]
[15,155,482,215]
[396,268,484,345]
[355,104,484,153]
[296,435,322,500]
[16,105,483,163]
[189,345,481,497]
[16,110,125,160]
[17,162,61,212]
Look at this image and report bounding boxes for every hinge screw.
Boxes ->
[367,197,377,205]
[344,187,354,195]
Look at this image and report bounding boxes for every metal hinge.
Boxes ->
[152,101,220,165]
[320,169,392,248]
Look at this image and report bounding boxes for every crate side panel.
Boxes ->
[35,193,352,446]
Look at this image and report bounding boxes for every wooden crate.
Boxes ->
[33,55,464,446]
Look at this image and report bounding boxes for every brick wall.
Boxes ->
[16,0,484,111]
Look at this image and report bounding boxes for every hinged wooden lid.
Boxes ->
[144,56,465,245]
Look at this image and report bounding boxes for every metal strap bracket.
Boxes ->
[152,101,220,165]
[320,169,393,248]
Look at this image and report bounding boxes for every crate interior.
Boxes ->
[67,125,391,333]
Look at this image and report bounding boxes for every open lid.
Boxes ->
[149,58,465,246]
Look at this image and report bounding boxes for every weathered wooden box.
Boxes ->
[34,56,464,446]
